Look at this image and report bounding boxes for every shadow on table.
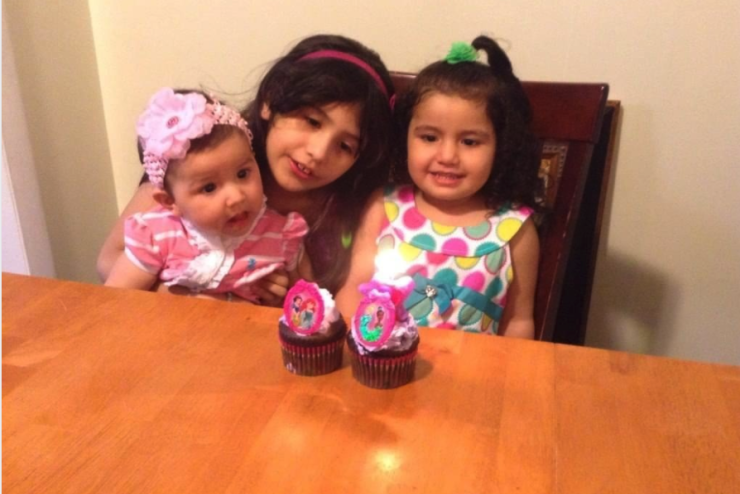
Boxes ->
[414,356,434,381]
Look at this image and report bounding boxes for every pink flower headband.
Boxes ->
[299,50,396,109]
[136,88,253,188]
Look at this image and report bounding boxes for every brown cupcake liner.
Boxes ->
[279,336,344,376]
[347,346,417,389]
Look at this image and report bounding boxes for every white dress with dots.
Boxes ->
[376,184,532,334]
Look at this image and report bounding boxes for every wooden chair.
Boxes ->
[390,71,609,341]
[552,101,620,345]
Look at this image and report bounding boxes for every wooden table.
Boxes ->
[3,274,740,493]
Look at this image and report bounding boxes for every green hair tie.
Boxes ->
[444,42,478,64]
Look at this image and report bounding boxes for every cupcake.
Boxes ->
[347,278,420,389]
[278,280,347,376]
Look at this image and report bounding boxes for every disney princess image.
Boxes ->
[300,300,317,330]
[353,277,414,349]
[359,303,390,343]
[290,295,303,326]
[282,280,325,335]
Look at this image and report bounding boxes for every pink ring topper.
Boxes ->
[283,280,325,336]
[352,293,396,350]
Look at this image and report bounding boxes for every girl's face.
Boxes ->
[407,92,496,208]
[162,133,264,237]
[261,103,362,193]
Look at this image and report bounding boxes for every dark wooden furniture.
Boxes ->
[4,274,740,493]
[553,101,621,344]
[390,72,609,341]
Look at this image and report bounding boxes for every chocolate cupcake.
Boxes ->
[278,280,346,376]
[347,279,420,389]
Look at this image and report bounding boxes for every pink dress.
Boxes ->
[124,206,307,302]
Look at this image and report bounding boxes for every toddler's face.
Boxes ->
[407,92,496,209]
[261,103,361,193]
[167,133,264,237]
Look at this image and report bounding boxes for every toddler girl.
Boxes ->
[105,88,307,302]
[343,36,541,338]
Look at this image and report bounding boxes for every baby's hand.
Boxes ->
[253,269,290,307]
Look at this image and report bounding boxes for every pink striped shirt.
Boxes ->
[124,206,307,302]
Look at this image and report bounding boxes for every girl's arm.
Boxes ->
[97,182,158,282]
[105,254,158,291]
[498,218,540,339]
[335,188,386,316]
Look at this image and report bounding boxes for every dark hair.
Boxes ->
[244,35,397,292]
[138,89,247,194]
[394,35,540,211]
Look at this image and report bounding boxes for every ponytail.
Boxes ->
[472,36,513,75]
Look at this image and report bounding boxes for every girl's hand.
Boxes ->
[252,269,290,307]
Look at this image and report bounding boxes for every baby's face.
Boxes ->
[167,132,263,237]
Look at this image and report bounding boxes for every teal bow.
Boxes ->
[404,273,503,322]
[407,277,455,313]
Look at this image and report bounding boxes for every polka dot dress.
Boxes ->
[378,185,532,334]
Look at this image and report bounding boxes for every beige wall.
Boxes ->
[3,0,118,283]
[5,1,739,364]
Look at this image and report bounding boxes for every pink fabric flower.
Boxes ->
[136,88,215,160]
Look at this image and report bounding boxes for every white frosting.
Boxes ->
[316,288,340,332]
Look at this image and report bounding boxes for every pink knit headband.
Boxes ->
[299,50,395,108]
[136,88,253,188]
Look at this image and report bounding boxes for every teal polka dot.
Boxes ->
[485,249,505,274]
[432,268,458,286]
[464,221,492,240]
[409,297,433,320]
[485,277,504,299]
[474,242,499,256]
[410,233,436,250]
[458,305,483,325]
[417,317,429,327]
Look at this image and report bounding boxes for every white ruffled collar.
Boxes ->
[164,199,267,291]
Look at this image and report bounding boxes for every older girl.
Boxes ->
[98,35,397,304]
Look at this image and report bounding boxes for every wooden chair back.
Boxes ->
[389,71,609,341]
[554,100,620,345]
